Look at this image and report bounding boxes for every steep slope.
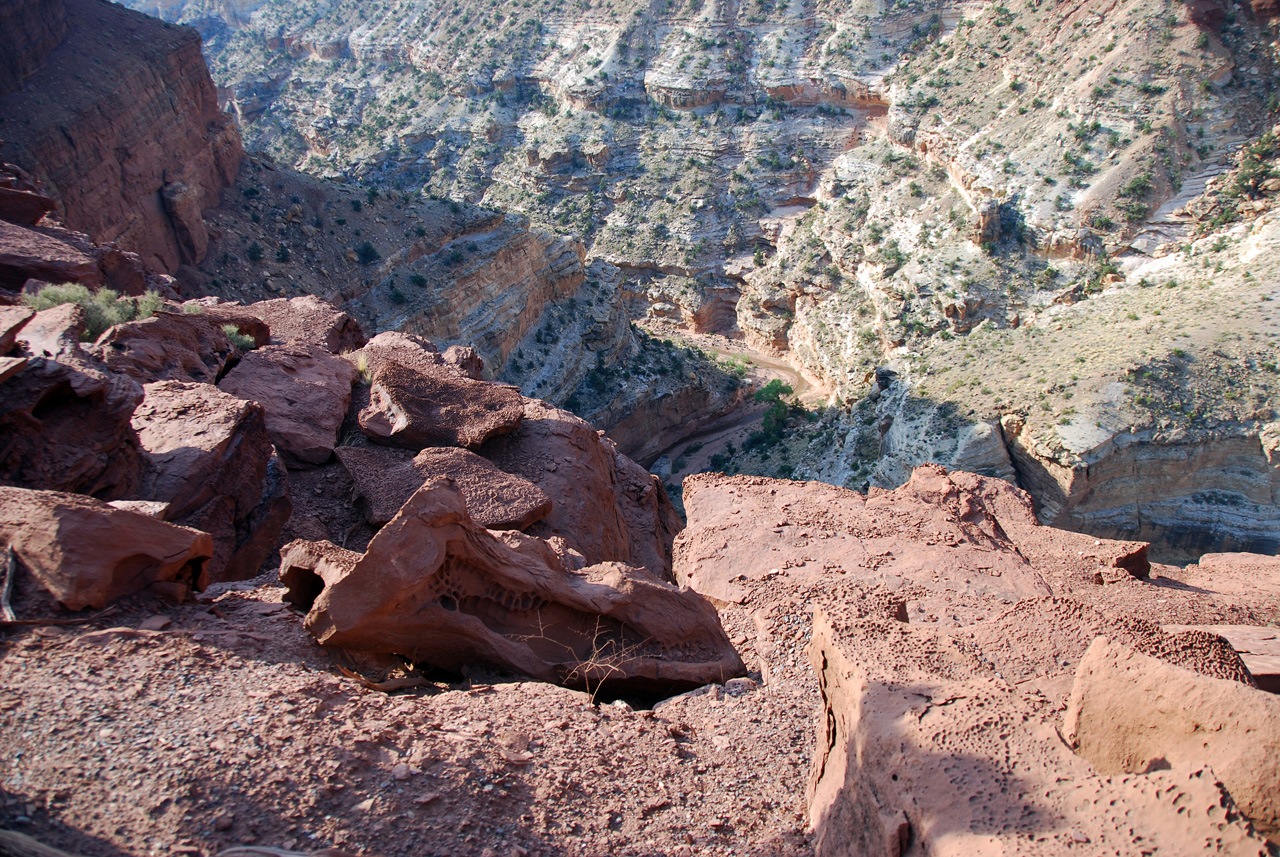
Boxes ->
[120,0,1280,557]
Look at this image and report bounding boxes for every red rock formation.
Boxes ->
[359,360,525,450]
[480,398,682,577]
[0,304,143,499]
[335,444,552,531]
[0,485,212,610]
[247,295,365,353]
[280,478,745,695]
[218,343,356,467]
[92,311,238,384]
[0,0,66,94]
[131,380,290,582]
[0,0,243,273]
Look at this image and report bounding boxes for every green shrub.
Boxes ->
[22,283,163,341]
[357,242,381,265]
[221,324,257,351]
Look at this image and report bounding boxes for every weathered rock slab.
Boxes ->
[335,445,551,531]
[0,486,213,610]
[93,311,236,384]
[248,295,365,354]
[1065,636,1280,838]
[359,360,523,450]
[218,343,356,467]
[280,479,744,695]
[131,380,290,582]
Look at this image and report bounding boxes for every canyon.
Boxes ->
[0,0,1278,855]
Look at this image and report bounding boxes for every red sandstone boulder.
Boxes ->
[131,380,291,581]
[0,305,33,352]
[0,219,99,291]
[93,311,237,384]
[218,343,357,467]
[356,330,442,375]
[0,485,213,610]
[358,361,524,450]
[248,295,366,354]
[480,399,682,576]
[335,444,552,530]
[0,304,142,499]
[0,185,56,226]
[279,478,744,695]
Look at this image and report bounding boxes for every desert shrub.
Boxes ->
[357,241,381,265]
[221,323,257,351]
[22,283,163,340]
[247,242,265,262]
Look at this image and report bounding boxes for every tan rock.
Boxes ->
[218,343,356,467]
[280,478,744,695]
[0,486,213,610]
[335,445,551,531]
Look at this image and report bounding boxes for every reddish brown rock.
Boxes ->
[0,305,33,352]
[218,343,356,467]
[0,485,213,610]
[359,360,524,450]
[181,298,270,348]
[280,478,744,695]
[675,464,1147,606]
[0,219,100,291]
[93,311,237,384]
[0,0,66,94]
[355,330,442,375]
[443,344,484,380]
[248,295,366,353]
[481,399,683,576]
[0,304,143,499]
[131,380,291,581]
[335,445,551,530]
[1065,637,1280,838]
[0,185,56,226]
[0,0,242,272]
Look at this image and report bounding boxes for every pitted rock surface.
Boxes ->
[93,311,237,384]
[335,444,551,531]
[249,295,366,354]
[358,360,524,451]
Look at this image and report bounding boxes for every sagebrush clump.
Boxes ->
[21,284,164,341]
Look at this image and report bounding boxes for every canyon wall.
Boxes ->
[0,0,65,93]
[0,0,242,273]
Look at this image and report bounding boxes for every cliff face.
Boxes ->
[0,0,242,273]
[0,0,65,94]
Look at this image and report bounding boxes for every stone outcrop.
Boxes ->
[1064,637,1280,839]
[675,465,1148,606]
[359,361,524,451]
[280,478,745,695]
[480,398,682,577]
[1001,416,1280,561]
[0,0,243,272]
[218,343,356,467]
[0,485,213,610]
[131,380,290,582]
[248,295,366,353]
[0,304,143,499]
[335,445,551,531]
[807,610,1275,857]
[92,311,238,385]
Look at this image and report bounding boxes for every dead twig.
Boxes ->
[0,606,117,629]
[336,664,439,693]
